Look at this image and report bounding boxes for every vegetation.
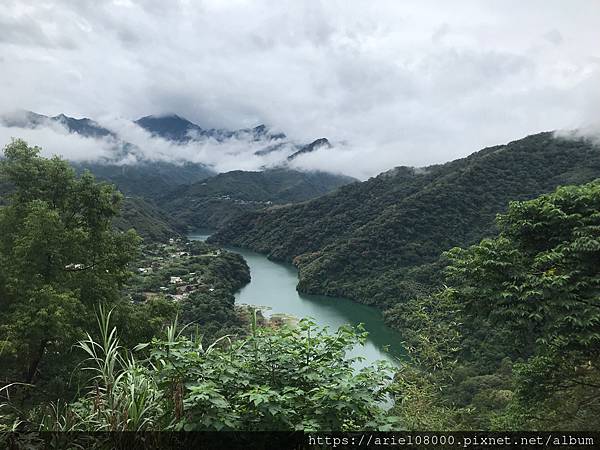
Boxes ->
[113,196,185,242]
[0,140,140,396]
[388,181,600,430]
[76,160,214,199]
[0,141,395,433]
[0,144,204,419]
[210,132,600,313]
[3,135,600,432]
[0,168,184,244]
[159,168,355,230]
[20,310,398,432]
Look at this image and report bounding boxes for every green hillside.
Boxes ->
[1,168,182,243]
[74,161,215,199]
[209,132,600,308]
[159,168,356,230]
[388,181,600,429]
[113,197,184,242]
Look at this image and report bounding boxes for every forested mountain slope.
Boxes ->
[0,161,182,243]
[2,111,354,231]
[74,161,215,199]
[388,181,600,430]
[158,168,356,230]
[209,132,600,308]
[113,197,184,242]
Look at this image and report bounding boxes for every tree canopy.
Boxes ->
[388,180,600,430]
[210,133,600,314]
[0,140,140,389]
[30,312,399,432]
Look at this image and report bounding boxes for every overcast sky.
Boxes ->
[1,0,599,178]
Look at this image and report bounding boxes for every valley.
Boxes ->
[2,128,599,432]
[3,0,599,438]
[160,168,356,230]
[209,132,600,315]
[189,232,405,368]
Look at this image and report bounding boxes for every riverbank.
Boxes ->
[190,233,405,368]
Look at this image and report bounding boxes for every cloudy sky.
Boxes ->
[1,0,599,178]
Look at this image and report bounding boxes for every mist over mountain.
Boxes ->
[287,138,332,161]
[0,110,344,177]
[157,168,356,231]
[73,160,215,199]
[135,115,286,143]
[0,110,358,237]
[1,110,115,139]
[210,131,600,307]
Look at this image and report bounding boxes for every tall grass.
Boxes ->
[37,307,164,431]
[0,341,33,431]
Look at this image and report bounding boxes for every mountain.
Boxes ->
[1,110,352,222]
[113,197,184,242]
[135,114,213,142]
[287,138,332,160]
[1,110,114,138]
[2,110,329,166]
[157,168,356,230]
[1,111,216,196]
[135,114,286,143]
[209,132,600,309]
[52,113,115,138]
[73,160,214,199]
[0,168,181,242]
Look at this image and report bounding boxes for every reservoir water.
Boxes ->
[189,232,405,368]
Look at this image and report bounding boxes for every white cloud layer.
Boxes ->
[0,120,117,162]
[1,0,599,178]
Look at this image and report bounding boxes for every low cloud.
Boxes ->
[96,116,310,172]
[287,142,401,179]
[0,116,315,175]
[1,1,599,178]
[554,123,600,145]
[0,120,117,162]
[2,106,600,181]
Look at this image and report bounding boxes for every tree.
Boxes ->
[445,181,600,356]
[445,181,600,429]
[390,180,600,429]
[30,311,400,432]
[0,140,140,389]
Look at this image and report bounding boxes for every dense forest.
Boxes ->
[113,197,185,242]
[157,168,355,230]
[75,160,215,199]
[2,135,599,433]
[0,165,185,243]
[79,163,355,235]
[388,181,600,430]
[0,140,396,433]
[210,132,600,310]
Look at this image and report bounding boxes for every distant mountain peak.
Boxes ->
[0,110,48,128]
[1,110,114,138]
[137,113,189,122]
[2,109,332,169]
[309,138,332,148]
[134,114,206,142]
[52,113,114,137]
[287,137,332,161]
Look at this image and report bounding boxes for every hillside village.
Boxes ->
[125,238,235,303]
